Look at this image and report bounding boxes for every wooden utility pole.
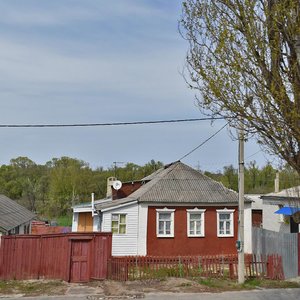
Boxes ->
[238,124,245,284]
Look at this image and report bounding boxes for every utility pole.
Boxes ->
[238,124,245,284]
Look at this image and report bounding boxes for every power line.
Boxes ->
[0,117,225,128]
[179,123,228,160]
[246,150,262,160]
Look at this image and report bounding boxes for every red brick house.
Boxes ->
[73,161,251,256]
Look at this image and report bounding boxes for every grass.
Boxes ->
[197,277,300,291]
[0,280,67,296]
[56,215,72,226]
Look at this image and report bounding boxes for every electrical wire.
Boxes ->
[246,150,262,160]
[0,117,225,128]
[179,123,228,160]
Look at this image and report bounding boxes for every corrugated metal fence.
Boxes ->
[252,227,299,279]
[0,232,112,282]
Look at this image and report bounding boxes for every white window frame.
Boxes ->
[156,208,175,238]
[111,213,127,235]
[187,208,206,237]
[277,205,285,223]
[216,209,235,237]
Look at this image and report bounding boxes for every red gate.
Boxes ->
[0,233,112,282]
[70,239,91,282]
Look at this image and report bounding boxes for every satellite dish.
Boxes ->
[113,180,122,190]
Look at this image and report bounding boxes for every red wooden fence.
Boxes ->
[108,254,284,281]
[0,232,112,282]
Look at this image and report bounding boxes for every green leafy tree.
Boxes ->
[221,165,238,191]
[245,161,260,192]
[258,163,276,191]
[278,163,300,189]
[143,160,164,177]
[0,157,48,212]
[181,0,300,174]
[203,170,223,183]
[46,157,94,217]
[0,164,23,199]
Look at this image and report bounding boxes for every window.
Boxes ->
[277,205,285,223]
[156,208,175,237]
[217,209,235,237]
[111,214,126,234]
[187,208,206,237]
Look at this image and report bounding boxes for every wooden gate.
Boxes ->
[70,239,91,282]
[0,233,112,282]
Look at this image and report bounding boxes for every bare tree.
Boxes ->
[180,0,300,174]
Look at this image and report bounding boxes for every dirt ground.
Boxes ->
[98,277,211,296]
[0,278,223,297]
[1,277,300,298]
[80,277,300,298]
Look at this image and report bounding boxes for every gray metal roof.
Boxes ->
[0,194,36,232]
[261,186,300,205]
[72,198,111,209]
[130,161,242,204]
[94,198,137,211]
[264,186,300,198]
[90,161,249,212]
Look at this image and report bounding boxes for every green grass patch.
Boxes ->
[0,280,67,296]
[56,215,72,226]
[197,277,300,291]
[249,278,300,289]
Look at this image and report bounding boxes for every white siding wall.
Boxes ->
[244,195,264,253]
[244,202,252,253]
[137,203,148,255]
[72,212,78,232]
[102,203,139,256]
[263,203,290,233]
[246,194,290,235]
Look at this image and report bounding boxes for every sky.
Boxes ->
[0,0,277,172]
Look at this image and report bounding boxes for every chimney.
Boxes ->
[274,171,280,193]
[106,177,117,198]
